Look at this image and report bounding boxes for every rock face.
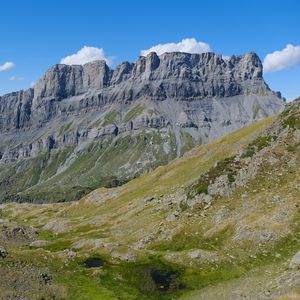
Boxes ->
[0,52,282,134]
[0,51,285,202]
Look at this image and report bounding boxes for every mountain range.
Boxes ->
[0,51,284,202]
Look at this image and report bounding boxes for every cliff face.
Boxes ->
[34,51,264,102]
[0,52,279,132]
[0,51,285,202]
[0,99,299,299]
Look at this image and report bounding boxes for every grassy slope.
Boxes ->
[0,129,178,203]
[1,106,300,299]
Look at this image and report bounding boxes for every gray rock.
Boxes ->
[111,251,136,262]
[43,220,70,234]
[71,238,105,250]
[144,196,156,203]
[208,174,231,197]
[289,250,300,269]
[0,51,283,133]
[0,51,285,202]
[58,249,77,263]
[187,249,218,262]
[188,250,203,259]
[166,212,179,222]
[29,240,50,248]
[0,245,7,258]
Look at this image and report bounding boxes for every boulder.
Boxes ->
[289,251,300,269]
[0,246,7,258]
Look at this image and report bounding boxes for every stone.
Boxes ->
[30,240,50,248]
[188,250,203,259]
[43,220,70,234]
[110,251,136,262]
[208,174,231,197]
[187,194,212,208]
[40,272,51,285]
[72,239,105,250]
[186,249,218,262]
[166,212,178,222]
[133,235,155,249]
[144,196,156,203]
[58,249,77,263]
[0,246,7,258]
[289,250,300,269]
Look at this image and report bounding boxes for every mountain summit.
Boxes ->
[0,51,284,202]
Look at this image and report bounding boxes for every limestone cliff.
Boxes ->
[0,51,285,202]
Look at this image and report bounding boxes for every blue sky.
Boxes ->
[0,0,299,100]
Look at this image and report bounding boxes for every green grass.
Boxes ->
[180,131,196,155]
[12,216,300,300]
[186,156,240,199]
[59,122,73,135]
[0,129,179,202]
[3,110,300,299]
[41,146,75,180]
[150,225,235,252]
[42,239,73,252]
[99,256,186,299]
[123,105,144,122]
[280,99,300,129]
[103,110,118,126]
[282,115,300,130]
[77,225,300,299]
[287,142,300,153]
[241,135,277,158]
[0,111,276,204]
[22,251,188,299]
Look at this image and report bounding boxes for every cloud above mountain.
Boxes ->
[0,61,15,72]
[141,38,211,56]
[263,44,300,73]
[60,46,113,66]
[8,75,24,81]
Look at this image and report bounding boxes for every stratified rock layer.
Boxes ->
[0,51,285,202]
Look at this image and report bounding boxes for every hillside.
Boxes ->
[0,51,284,203]
[0,97,299,299]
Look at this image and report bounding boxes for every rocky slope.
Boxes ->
[0,51,284,202]
[0,97,299,300]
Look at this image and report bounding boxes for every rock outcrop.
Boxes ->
[0,52,283,134]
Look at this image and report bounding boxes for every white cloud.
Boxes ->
[60,46,113,66]
[8,75,24,81]
[140,38,211,56]
[263,44,300,73]
[30,81,36,88]
[0,61,15,72]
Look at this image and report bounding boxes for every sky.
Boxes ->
[0,0,299,101]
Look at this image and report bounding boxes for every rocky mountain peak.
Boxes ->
[0,51,284,134]
[31,51,267,102]
[33,59,111,101]
[145,52,160,72]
